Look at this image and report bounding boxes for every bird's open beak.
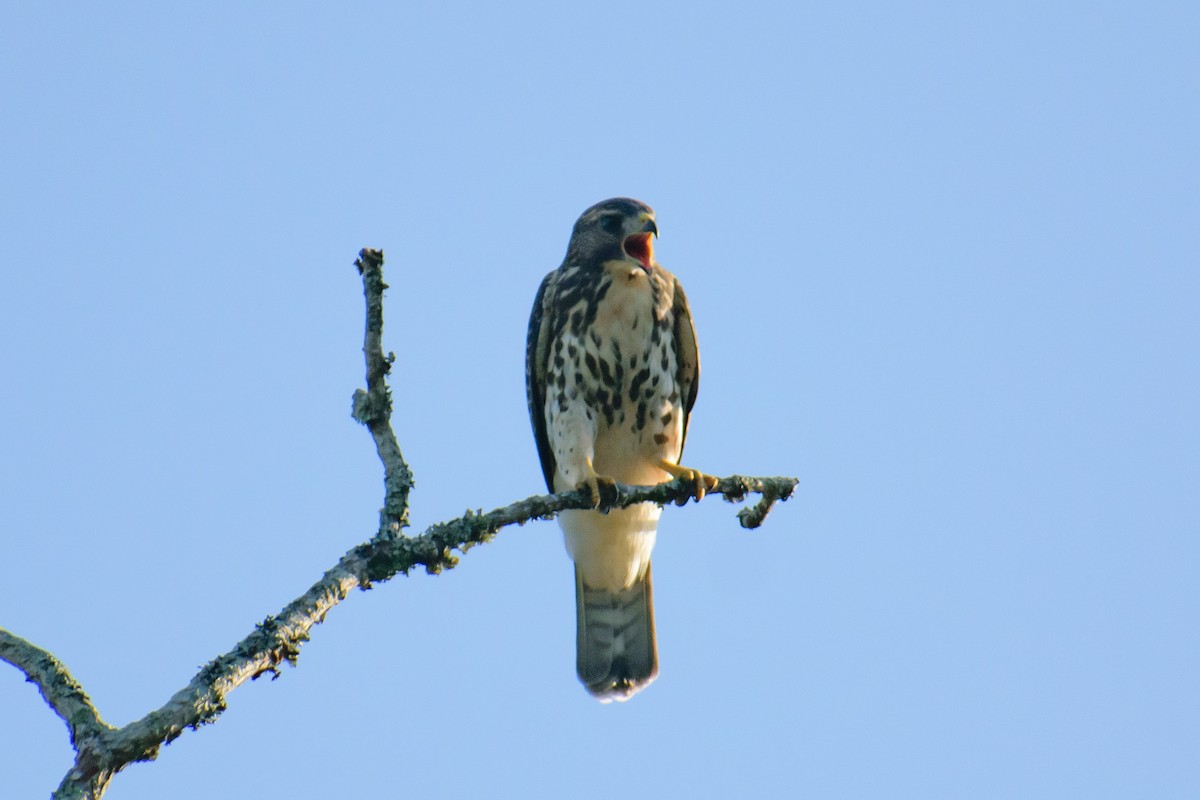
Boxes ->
[623,215,658,272]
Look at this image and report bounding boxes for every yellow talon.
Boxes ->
[578,459,616,508]
[656,459,718,501]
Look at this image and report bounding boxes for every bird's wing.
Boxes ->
[671,275,700,457]
[526,269,558,491]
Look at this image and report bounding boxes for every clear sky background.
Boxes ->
[2,3,1197,798]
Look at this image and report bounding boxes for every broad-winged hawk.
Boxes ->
[526,198,714,701]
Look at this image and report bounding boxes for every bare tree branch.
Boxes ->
[1,247,798,799]
[0,629,112,747]
[351,248,413,535]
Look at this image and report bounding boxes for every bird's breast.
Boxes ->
[576,265,682,484]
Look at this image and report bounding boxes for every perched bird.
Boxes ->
[525,198,715,702]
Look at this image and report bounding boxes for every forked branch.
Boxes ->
[0,248,797,800]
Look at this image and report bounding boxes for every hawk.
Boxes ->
[525,198,715,702]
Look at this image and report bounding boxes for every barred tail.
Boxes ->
[574,563,658,702]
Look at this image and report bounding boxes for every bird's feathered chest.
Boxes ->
[527,255,696,492]
[546,262,679,431]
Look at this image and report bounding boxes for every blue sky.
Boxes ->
[2,2,1197,798]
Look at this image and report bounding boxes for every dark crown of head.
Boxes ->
[578,197,653,222]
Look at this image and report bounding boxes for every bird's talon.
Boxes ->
[578,473,616,509]
[657,459,716,502]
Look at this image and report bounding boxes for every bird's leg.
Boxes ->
[578,457,617,508]
[656,459,719,501]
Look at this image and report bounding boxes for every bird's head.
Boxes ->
[565,197,658,273]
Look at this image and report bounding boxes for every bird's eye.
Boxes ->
[599,214,623,235]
